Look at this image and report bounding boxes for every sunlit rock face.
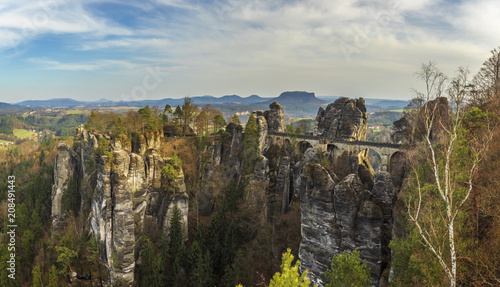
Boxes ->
[315,97,368,141]
[51,141,75,228]
[52,126,188,285]
[296,148,397,286]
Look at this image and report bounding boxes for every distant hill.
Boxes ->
[191,95,266,105]
[18,98,82,108]
[317,96,409,112]
[260,91,326,105]
[0,102,21,109]
[16,95,269,108]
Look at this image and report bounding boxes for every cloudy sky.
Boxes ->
[0,0,499,103]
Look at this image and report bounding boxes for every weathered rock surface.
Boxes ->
[276,156,291,213]
[266,101,285,133]
[51,141,75,227]
[297,146,397,286]
[53,127,188,286]
[251,102,285,153]
[298,160,339,286]
[315,97,368,141]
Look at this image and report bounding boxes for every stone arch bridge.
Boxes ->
[268,132,402,172]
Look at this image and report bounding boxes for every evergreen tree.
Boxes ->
[139,236,164,287]
[187,240,202,274]
[31,265,42,287]
[221,179,239,213]
[181,97,198,135]
[268,249,312,287]
[138,105,158,131]
[243,114,259,173]
[213,114,227,133]
[164,104,173,123]
[48,265,59,287]
[230,113,240,125]
[168,204,185,286]
[220,250,243,287]
[324,250,370,287]
[173,106,183,125]
[190,250,214,287]
[30,209,43,241]
[21,230,35,274]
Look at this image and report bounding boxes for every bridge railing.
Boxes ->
[268,132,401,149]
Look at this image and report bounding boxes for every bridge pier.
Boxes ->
[380,154,389,172]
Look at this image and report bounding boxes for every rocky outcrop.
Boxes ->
[251,102,285,153]
[51,141,76,228]
[53,127,188,286]
[276,156,291,213]
[315,97,368,141]
[297,147,397,286]
[266,101,285,133]
[298,161,339,286]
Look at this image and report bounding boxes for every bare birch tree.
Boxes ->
[405,62,494,287]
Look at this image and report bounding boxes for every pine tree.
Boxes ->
[269,249,312,287]
[243,114,259,173]
[139,236,164,287]
[190,250,214,287]
[230,113,241,125]
[30,209,43,241]
[213,114,227,133]
[168,204,185,286]
[220,250,243,287]
[31,266,42,287]
[324,250,370,287]
[187,240,202,274]
[48,265,59,287]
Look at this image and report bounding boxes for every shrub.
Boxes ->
[324,250,370,287]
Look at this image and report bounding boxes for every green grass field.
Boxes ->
[13,129,36,139]
[0,139,12,143]
[65,110,84,115]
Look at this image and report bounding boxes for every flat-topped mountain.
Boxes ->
[261,91,326,105]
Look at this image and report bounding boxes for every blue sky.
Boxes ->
[0,0,499,103]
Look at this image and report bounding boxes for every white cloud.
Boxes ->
[27,57,140,71]
[0,0,132,51]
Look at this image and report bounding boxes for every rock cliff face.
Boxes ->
[52,126,188,285]
[251,101,285,153]
[296,147,397,286]
[195,98,400,287]
[316,97,368,141]
[51,142,76,228]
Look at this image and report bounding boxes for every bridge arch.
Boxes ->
[365,149,382,171]
[327,144,339,154]
[297,141,313,154]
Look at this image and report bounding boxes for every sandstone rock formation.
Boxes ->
[51,141,76,228]
[297,148,397,286]
[52,126,188,285]
[315,97,368,141]
[251,101,285,153]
